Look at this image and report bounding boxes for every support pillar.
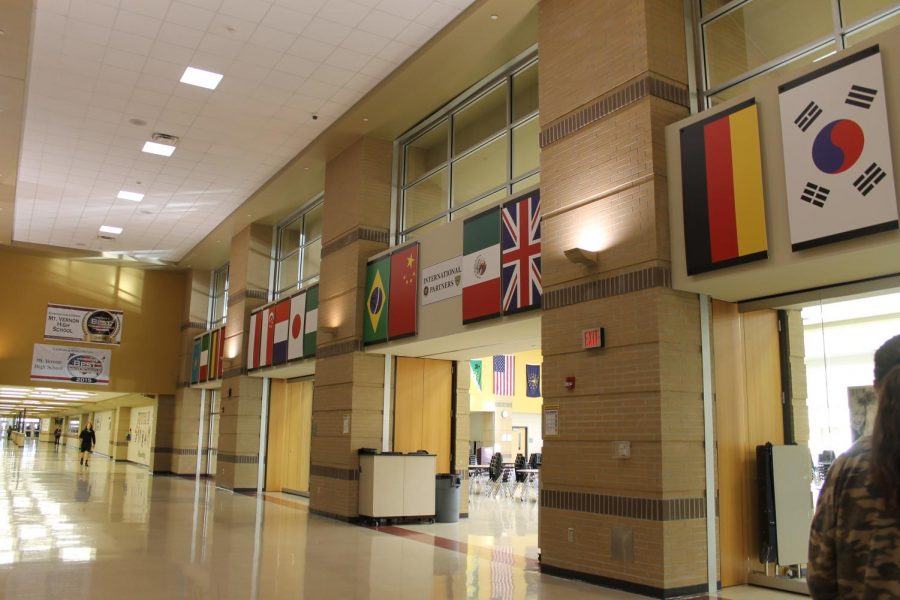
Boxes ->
[309,137,392,519]
[537,1,704,596]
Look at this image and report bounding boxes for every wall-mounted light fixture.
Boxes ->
[564,247,598,266]
[319,325,338,335]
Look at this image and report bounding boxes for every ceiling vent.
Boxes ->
[97,234,116,240]
[150,132,179,146]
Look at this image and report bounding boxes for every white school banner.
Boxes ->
[45,304,124,345]
[778,45,898,251]
[31,344,111,385]
[420,256,463,306]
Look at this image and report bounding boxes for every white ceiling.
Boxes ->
[14,0,474,261]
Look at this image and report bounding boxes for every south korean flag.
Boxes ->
[778,45,898,251]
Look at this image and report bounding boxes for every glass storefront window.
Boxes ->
[703,0,833,88]
[405,121,449,184]
[273,195,323,298]
[840,0,898,26]
[397,53,539,241]
[453,82,507,156]
[451,134,508,207]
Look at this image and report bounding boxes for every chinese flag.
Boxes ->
[388,243,418,339]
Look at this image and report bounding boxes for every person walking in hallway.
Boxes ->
[808,334,900,598]
[79,422,95,466]
[54,426,61,446]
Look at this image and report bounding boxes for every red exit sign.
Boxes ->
[582,327,605,349]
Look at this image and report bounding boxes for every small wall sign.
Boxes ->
[582,327,605,350]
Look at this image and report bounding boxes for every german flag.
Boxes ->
[680,99,768,275]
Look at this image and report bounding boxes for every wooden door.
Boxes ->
[394,357,452,473]
[283,380,313,494]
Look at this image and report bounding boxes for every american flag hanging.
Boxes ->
[493,355,514,396]
[501,192,541,313]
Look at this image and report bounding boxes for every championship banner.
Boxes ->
[388,243,418,339]
[462,207,502,324]
[45,304,124,345]
[501,191,542,313]
[31,344,111,385]
[778,45,898,251]
[304,285,319,357]
[364,255,390,344]
[680,99,768,274]
[421,256,462,306]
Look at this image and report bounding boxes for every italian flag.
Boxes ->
[462,207,501,323]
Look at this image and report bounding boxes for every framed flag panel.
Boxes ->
[501,191,541,314]
[388,243,418,340]
[680,98,768,275]
[287,292,306,361]
[462,207,502,324]
[778,45,898,251]
[304,285,318,357]
[364,255,390,345]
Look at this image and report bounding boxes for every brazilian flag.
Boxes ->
[364,255,390,344]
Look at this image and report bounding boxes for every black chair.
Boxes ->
[514,453,527,483]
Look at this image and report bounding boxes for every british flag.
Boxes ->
[501,192,541,313]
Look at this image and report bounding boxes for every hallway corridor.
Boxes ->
[0,439,796,599]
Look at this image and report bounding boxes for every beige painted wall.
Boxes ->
[0,247,186,394]
[667,26,900,303]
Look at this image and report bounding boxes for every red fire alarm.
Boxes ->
[565,376,575,390]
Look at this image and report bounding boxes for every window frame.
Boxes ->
[272,193,325,300]
[208,262,229,329]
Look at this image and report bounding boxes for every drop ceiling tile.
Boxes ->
[359,55,395,78]
[376,0,427,20]
[318,1,371,27]
[379,38,417,64]
[329,86,362,104]
[156,21,206,48]
[415,2,459,29]
[357,9,409,39]
[97,64,142,86]
[196,32,245,60]
[143,57,186,80]
[276,0,326,13]
[107,30,156,55]
[260,5,313,34]
[343,71,379,92]
[274,54,318,78]
[114,10,164,39]
[103,48,150,71]
[67,19,113,45]
[220,0,271,21]
[236,43,283,69]
[309,64,355,87]
[250,26,298,53]
[286,36,335,61]
[326,47,370,71]
[302,17,352,45]
[340,29,390,55]
[395,22,437,47]
[150,40,197,64]
[165,2,216,31]
[39,0,71,16]
[297,79,341,100]
[119,0,173,20]
[178,0,223,11]
[61,37,108,62]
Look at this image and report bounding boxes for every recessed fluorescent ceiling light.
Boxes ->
[142,141,176,157]
[99,225,123,235]
[117,190,144,202]
[180,66,223,90]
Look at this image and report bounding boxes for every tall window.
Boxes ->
[397,51,539,241]
[697,0,900,106]
[274,195,324,299]
[209,263,229,328]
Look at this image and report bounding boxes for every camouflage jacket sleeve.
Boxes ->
[807,456,840,599]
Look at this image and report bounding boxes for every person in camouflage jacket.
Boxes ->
[808,335,900,598]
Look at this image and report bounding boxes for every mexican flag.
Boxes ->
[364,255,390,344]
[304,285,318,357]
[462,207,501,324]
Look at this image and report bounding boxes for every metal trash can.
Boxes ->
[435,473,461,523]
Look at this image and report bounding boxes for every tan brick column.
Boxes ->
[216,224,272,490]
[112,406,130,461]
[309,137,392,519]
[537,1,705,596]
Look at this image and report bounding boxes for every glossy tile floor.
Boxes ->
[1,439,800,599]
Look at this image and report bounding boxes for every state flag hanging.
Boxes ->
[462,207,502,324]
[679,99,768,275]
[199,333,209,381]
[247,311,262,370]
[470,359,482,391]
[271,299,290,365]
[288,292,306,361]
[778,45,898,251]
[501,192,542,313]
[304,285,318,357]
[526,364,541,398]
[364,256,390,344]
[388,243,418,339]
